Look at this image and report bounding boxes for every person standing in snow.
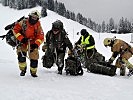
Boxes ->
[103,37,133,76]
[42,20,73,75]
[13,10,44,77]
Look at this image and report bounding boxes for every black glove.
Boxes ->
[21,38,28,44]
[31,44,38,50]
[107,58,114,65]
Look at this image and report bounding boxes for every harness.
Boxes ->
[21,18,38,38]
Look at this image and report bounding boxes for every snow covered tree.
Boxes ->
[101,21,106,32]
[65,10,70,19]
[41,6,47,17]
[109,18,115,32]
[57,3,66,16]
[54,0,58,13]
[70,12,76,21]
[76,13,83,24]
[47,0,54,11]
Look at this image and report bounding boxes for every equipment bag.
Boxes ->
[5,30,19,47]
[42,49,55,68]
[65,56,83,76]
[42,54,54,68]
[88,62,116,76]
[0,16,25,48]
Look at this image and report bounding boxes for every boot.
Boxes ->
[20,70,26,76]
[58,70,62,75]
[30,70,38,77]
[120,66,126,76]
[127,69,133,76]
[31,73,38,77]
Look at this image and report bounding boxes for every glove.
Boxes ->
[21,38,28,44]
[42,42,47,52]
[68,49,73,56]
[31,44,38,50]
[107,57,114,64]
[82,44,86,48]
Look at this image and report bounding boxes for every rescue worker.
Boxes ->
[13,10,44,77]
[103,37,133,76]
[75,29,96,59]
[42,20,73,75]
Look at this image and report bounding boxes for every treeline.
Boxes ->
[1,0,133,33]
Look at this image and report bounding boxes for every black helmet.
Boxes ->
[52,20,63,30]
[80,29,87,36]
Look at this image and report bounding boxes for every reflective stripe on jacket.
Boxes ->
[13,18,44,47]
[81,35,95,50]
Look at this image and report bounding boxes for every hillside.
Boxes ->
[0,4,133,100]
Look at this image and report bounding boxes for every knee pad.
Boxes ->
[30,59,38,68]
[18,52,26,62]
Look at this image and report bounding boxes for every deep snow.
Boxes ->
[0,4,133,100]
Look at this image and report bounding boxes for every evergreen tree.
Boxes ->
[65,10,70,19]
[47,0,54,11]
[76,13,83,24]
[109,18,115,32]
[54,0,58,13]
[101,21,106,32]
[70,12,76,21]
[57,3,66,16]
[41,6,47,17]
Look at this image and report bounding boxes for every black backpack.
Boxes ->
[5,30,19,47]
[0,16,25,48]
[42,49,55,68]
[65,56,83,76]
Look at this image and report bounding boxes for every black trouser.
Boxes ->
[56,52,65,71]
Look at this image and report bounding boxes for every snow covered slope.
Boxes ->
[0,4,133,100]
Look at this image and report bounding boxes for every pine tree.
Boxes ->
[101,21,106,32]
[41,6,47,17]
[109,18,115,32]
[47,0,54,11]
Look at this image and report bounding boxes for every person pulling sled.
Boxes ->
[42,20,73,75]
[103,37,133,76]
[75,29,105,69]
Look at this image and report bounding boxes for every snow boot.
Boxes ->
[31,74,38,77]
[20,70,26,76]
[127,69,133,76]
[58,70,62,75]
[120,66,126,76]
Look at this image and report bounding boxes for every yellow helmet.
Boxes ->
[103,38,112,47]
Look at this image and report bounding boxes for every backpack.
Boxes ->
[65,56,83,76]
[1,16,26,48]
[5,30,19,47]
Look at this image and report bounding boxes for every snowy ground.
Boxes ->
[0,4,133,100]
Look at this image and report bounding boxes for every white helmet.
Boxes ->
[29,10,41,19]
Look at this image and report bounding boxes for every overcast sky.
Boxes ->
[57,0,133,24]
